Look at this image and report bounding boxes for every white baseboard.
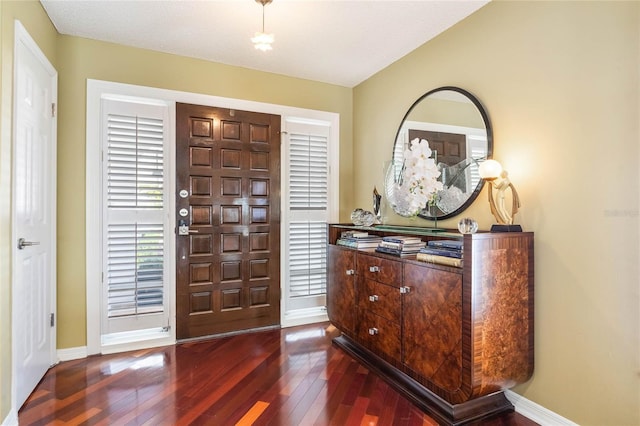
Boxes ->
[281,307,328,328]
[1,409,18,426]
[100,336,174,355]
[57,346,88,362]
[505,390,578,426]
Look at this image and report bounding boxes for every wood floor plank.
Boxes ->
[18,323,538,426]
[344,396,371,426]
[235,401,270,426]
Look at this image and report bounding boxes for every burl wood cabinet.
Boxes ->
[326,224,534,425]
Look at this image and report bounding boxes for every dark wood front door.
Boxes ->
[408,129,466,166]
[176,103,281,340]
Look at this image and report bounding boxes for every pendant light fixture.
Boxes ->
[251,0,274,52]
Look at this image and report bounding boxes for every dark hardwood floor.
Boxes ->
[19,322,537,425]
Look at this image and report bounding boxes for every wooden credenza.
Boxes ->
[326,224,534,425]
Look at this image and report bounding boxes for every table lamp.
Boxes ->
[478,159,522,232]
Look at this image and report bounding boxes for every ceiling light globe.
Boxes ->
[251,32,274,51]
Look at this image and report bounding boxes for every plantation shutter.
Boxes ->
[286,127,329,299]
[102,100,167,326]
[467,136,486,192]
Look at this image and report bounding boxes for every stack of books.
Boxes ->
[375,235,426,257]
[416,239,463,267]
[336,231,382,249]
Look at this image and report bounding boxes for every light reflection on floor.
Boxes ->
[100,353,166,375]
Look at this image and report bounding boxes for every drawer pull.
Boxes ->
[368,327,379,335]
[369,266,380,273]
[346,269,355,276]
[368,294,379,302]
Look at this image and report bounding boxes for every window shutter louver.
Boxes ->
[285,127,330,300]
[289,133,328,211]
[107,114,164,209]
[468,136,487,192]
[288,221,327,297]
[107,224,164,317]
[104,108,165,320]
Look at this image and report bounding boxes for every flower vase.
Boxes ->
[428,203,438,229]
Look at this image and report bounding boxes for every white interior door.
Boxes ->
[12,20,57,410]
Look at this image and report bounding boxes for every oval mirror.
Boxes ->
[388,87,493,220]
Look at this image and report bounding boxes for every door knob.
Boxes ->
[178,220,198,236]
[17,238,40,250]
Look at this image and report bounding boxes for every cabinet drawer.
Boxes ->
[357,309,401,361]
[358,278,401,323]
[356,253,402,287]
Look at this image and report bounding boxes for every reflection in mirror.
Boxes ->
[388,87,493,220]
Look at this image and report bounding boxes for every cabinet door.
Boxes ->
[327,245,356,336]
[403,263,463,393]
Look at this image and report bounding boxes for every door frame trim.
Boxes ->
[86,82,177,355]
[86,79,339,354]
[11,19,58,412]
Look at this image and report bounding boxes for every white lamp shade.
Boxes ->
[478,159,503,179]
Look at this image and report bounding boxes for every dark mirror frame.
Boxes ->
[392,86,493,221]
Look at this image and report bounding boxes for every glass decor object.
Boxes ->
[350,208,365,225]
[350,208,376,227]
[360,210,376,227]
[373,187,382,222]
[458,217,478,234]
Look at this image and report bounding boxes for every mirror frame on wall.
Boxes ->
[391,86,493,221]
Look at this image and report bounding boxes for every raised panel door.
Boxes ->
[176,103,281,339]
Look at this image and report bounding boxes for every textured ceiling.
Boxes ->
[41,0,489,88]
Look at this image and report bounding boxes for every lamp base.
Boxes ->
[490,224,523,232]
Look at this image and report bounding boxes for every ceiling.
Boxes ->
[40,0,489,88]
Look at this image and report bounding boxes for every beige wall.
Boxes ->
[0,1,58,420]
[353,1,639,425]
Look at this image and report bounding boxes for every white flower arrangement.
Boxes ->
[391,138,443,217]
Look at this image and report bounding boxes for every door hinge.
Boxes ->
[50,313,55,327]
[399,286,411,294]
[51,102,56,118]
